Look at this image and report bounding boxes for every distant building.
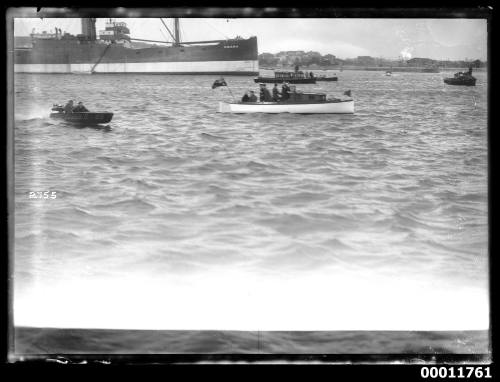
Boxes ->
[356,56,376,66]
[406,57,437,67]
[275,51,306,66]
[471,59,484,68]
[322,54,337,65]
[258,52,280,67]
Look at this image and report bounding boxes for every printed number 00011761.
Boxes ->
[421,367,492,379]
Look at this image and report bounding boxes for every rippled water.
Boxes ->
[13,70,489,353]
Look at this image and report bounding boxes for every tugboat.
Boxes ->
[218,87,354,114]
[444,67,477,86]
[50,104,113,124]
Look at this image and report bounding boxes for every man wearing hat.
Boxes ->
[259,83,273,102]
[73,101,89,112]
[281,82,291,101]
[248,90,257,102]
[272,83,280,101]
[64,100,74,114]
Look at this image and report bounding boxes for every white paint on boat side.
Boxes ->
[14,60,259,74]
[218,100,355,114]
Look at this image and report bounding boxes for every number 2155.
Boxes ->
[28,191,57,199]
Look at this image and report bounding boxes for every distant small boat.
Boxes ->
[218,90,353,114]
[50,105,113,124]
[385,71,392,76]
[444,67,476,86]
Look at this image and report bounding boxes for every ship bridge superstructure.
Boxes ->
[99,20,131,44]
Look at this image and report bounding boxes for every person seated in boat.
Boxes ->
[281,82,290,100]
[73,101,89,112]
[64,100,74,114]
[248,90,257,102]
[259,83,273,102]
[241,91,250,102]
[310,71,314,78]
[272,83,280,101]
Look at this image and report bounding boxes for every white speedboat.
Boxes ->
[218,91,354,114]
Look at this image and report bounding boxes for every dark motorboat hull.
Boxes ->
[443,78,476,86]
[50,112,114,124]
[316,77,338,81]
[254,77,316,84]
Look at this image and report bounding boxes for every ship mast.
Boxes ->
[174,18,180,46]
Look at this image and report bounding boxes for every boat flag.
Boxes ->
[212,77,227,89]
[343,90,352,97]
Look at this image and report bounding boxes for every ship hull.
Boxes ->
[15,60,258,75]
[14,36,259,75]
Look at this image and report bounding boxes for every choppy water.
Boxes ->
[13,70,489,353]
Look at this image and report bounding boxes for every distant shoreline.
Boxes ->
[261,66,486,73]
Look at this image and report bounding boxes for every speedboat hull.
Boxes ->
[50,112,114,124]
[218,100,354,114]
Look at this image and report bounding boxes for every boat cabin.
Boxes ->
[275,71,309,80]
[286,91,327,103]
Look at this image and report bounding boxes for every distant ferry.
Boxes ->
[14,18,259,75]
[255,70,316,84]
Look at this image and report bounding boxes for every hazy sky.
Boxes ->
[14,18,487,60]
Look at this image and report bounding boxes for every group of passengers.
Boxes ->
[64,100,89,113]
[241,82,292,103]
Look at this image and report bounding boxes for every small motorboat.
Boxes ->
[50,105,113,124]
[385,71,392,76]
[218,89,354,114]
[444,67,476,86]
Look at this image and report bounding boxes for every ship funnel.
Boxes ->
[81,18,97,41]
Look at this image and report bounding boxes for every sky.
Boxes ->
[14,17,487,61]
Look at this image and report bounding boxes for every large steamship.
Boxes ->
[14,18,259,75]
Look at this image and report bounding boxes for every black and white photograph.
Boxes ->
[7,7,491,364]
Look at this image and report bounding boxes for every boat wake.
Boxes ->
[15,104,51,121]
